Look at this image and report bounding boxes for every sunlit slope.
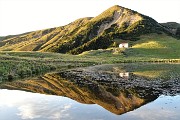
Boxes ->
[0,17,91,52]
[126,34,180,59]
[0,5,172,54]
[79,33,180,60]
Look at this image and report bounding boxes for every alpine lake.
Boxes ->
[0,63,180,120]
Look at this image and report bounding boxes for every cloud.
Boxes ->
[0,90,73,120]
[16,101,72,120]
[128,109,178,120]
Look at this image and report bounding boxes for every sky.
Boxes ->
[0,0,180,36]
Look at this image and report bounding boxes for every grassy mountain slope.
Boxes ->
[0,17,91,52]
[126,34,180,59]
[0,5,175,54]
[161,22,180,29]
[161,22,180,37]
[81,33,180,61]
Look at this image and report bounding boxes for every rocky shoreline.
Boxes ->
[59,66,180,96]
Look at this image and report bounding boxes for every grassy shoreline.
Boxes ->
[0,51,180,82]
[0,51,94,82]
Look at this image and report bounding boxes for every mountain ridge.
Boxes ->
[161,22,180,37]
[0,5,177,54]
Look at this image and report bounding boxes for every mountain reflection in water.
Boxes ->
[0,63,180,115]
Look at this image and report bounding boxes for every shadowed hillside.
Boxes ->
[161,22,180,37]
[0,5,175,54]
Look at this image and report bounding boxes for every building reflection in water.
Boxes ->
[119,72,129,79]
[0,63,180,115]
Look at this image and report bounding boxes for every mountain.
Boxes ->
[161,22,180,37]
[0,5,176,54]
[161,22,180,30]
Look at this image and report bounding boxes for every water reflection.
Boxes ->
[0,89,74,120]
[119,72,129,79]
[0,89,180,120]
[0,63,180,119]
[0,73,159,115]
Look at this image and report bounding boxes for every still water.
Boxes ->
[0,63,180,120]
[0,90,180,120]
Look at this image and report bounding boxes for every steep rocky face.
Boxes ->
[0,5,173,54]
[90,5,143,35]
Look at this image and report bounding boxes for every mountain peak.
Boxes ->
[90,5,143,36]
[0,5,175,54]
[108,5,125,10]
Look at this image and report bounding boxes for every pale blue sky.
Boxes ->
[0,0,180,36]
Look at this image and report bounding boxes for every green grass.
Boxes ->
[125,34,180,59]
[0,60,55,81]
[0,34,180,81]
[0,51,96,82]
[121,63,180,79]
